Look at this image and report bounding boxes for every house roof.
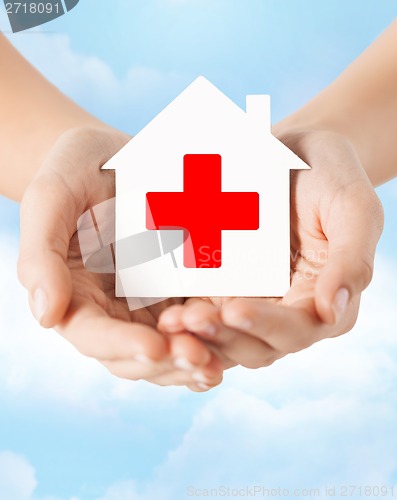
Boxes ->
[102,76,310,171]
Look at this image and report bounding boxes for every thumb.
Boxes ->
[18,174,76,328]
[315,185,384,325]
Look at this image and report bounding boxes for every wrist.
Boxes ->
[273,116,380,188]
[273,107,345,148]
[9,122,127,203]
[273,112,378,184]
[273,109,388,187]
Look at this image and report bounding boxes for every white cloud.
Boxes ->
[0,232,106,405]
[0,451,37,500]
[221,254,397,400]
[96,481,139,500]
[98,392,397,499]
[2,229,397,497]
[0,451,80,500]
[95,255,397,499]
[6,32,190,134]
[0,233,185,409]
[2,9,397,500]
[135,393,396,498]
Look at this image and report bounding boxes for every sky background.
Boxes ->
[0,1,396,499]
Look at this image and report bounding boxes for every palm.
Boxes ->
[202,168,357,325]
[207,169,329,309]
[66,232,182,327]
[159,130,382,369]
[201,147,349,313]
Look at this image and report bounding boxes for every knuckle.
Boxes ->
[102,362,141,381]
[358,255,374,290]
[100,361,114,374]
[263,354,279,367]
[339,305,360,336]
[242,351,280,369]
[228,301,254,324]
[107,366,121,378]
[21,176,52,211]
[16,256,29,286]
[58,127,99,147]
[289,333,314,353]
[241,360,262,369]
[152,379,171,387]
[369,191,384,227]
[75,342,97,360]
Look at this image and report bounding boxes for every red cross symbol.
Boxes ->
[146,154,259,268]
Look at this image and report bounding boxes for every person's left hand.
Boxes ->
[158,129,384,369]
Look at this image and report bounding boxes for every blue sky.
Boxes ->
[0,1,396,499]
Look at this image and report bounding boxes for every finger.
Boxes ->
[56,298,169,362]
[101,358,175,382]
[315,182,384,324]
[185,382,219,392]
[180,299,280,369]
[158,299,217,335]
[169,355,223,392]
[169,333,213,370]
[18,174,76,328]
[17,129,119,329]
[100,338,224,386]
[192,350,224,383]
[101,360,204,386]
[151,353,224,389]
[160,350,223,387]
[185,384,212,392]
[221,297,356,354]
[181,299,219,336]
[145,298,184,322]
[158,304,186,333]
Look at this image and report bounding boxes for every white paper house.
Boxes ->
[102,77,310,298]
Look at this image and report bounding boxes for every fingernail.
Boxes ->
[174,357,196,371]
[227,315,253,331]
[192,372,211,384]
[160,318,181,332]
[163,325,182,334]
[197,323,217,336]
[333,288,350,323]
[32,288,48,324]
[197,382,212,391]
[135,354,153,364]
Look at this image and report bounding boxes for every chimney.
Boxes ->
[246,95,271,132]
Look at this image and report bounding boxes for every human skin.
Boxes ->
[0,34,224,391]
[1,20,395,387]
[159,21,396,368]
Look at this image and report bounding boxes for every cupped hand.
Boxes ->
[17,127,223,390]
[159,129,384,369]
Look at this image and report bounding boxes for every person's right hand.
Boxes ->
[17,127,224,391]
